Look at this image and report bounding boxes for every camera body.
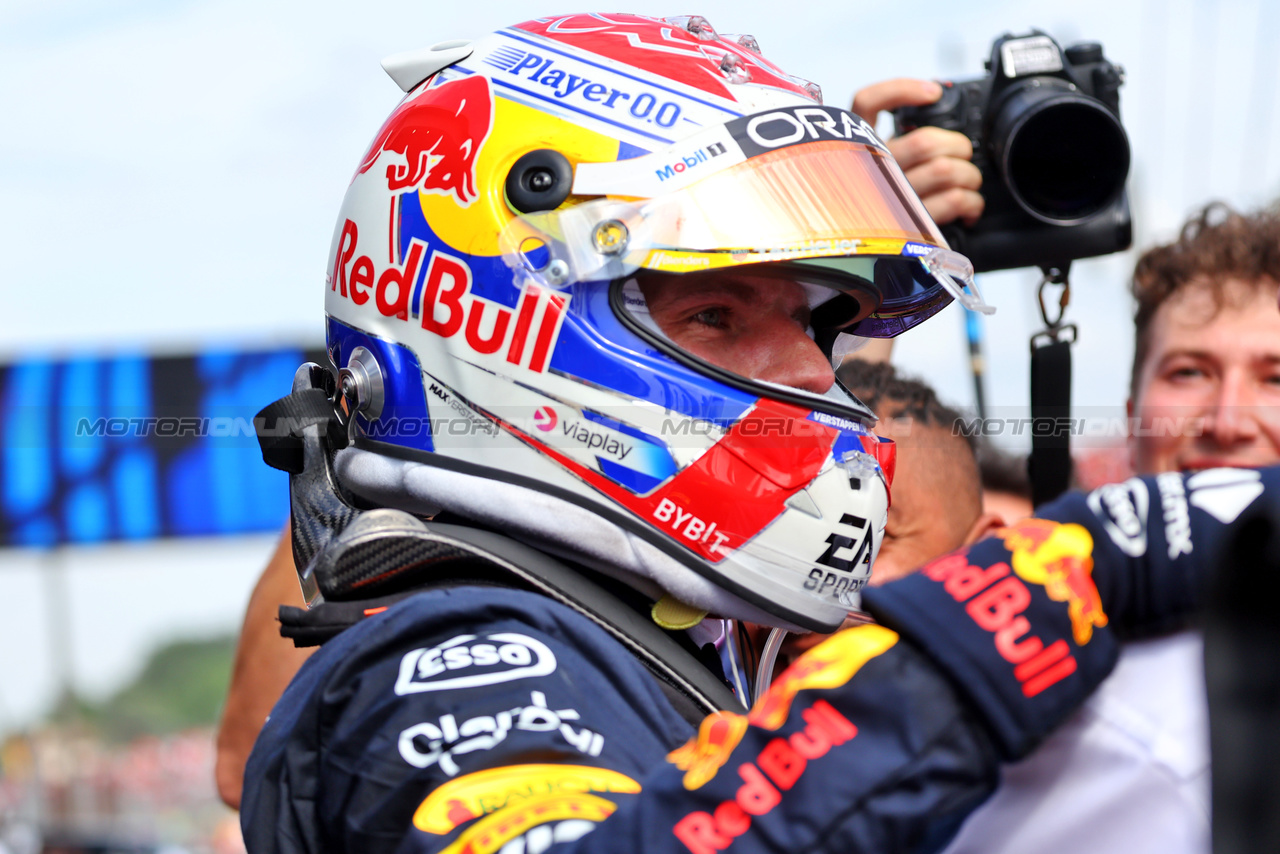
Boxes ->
[894,31,1132,273]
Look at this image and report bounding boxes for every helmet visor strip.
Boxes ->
[501,139,992,336]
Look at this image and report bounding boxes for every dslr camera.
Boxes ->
[893,31,1131,273]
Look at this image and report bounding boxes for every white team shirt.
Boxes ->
[944,631,1210,854]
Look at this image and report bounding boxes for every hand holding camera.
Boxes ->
[865,31,1132,273]
[853,78,987,228]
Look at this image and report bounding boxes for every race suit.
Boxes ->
[241,466,1277,854]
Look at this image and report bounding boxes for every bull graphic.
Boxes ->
[356,75,494,206]
[999,519,1108,646]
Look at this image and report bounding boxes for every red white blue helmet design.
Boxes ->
[323,13,990,633]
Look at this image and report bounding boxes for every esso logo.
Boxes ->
[394,632,557,695]
[534,407,558,432]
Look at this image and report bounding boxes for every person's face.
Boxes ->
[1128,279,1280,475]
[637,269,836,394]
[751,418,999,667]
[868,421,979,585]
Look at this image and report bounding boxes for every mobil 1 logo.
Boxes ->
[395,632,557,695]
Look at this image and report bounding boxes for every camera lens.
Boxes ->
[992,84,1130,225]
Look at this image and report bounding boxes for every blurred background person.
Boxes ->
[835,359,1004,585]
[975,444,1034,524]
[944,202,1280,854]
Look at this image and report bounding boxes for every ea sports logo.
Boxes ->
[534,406,557,431]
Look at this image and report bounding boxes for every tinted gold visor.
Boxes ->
[633,140,946,263]
[501,138,948,282]
[500,135,991,331]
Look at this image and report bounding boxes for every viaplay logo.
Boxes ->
[534,406,558,432]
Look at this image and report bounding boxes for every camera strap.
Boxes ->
[1029,266,1077,507]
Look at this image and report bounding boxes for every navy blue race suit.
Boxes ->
[242,466,1276,854]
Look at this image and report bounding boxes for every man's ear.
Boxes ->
[962,512,1006,547]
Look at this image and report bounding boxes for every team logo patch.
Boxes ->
[398,691,603,776]
[438,793,615,854]
[666,712,750,791]
[666,627,894,792]
[998,519,1107,646]
[396,632,557,695]
[670,698,859,853]
[1087,477,1150,557]
[413,764,640,834]
[748,624,898,731]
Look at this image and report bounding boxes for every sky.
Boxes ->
[2,0,1280,736]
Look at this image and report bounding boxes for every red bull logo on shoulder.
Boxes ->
[357,75,494,206]
[921,519,1109,700]
[998,519,1108,646]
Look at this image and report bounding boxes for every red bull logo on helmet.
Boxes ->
[329,219,566,373]
[357,75,494,206]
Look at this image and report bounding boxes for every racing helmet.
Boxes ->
[324,13,992,634]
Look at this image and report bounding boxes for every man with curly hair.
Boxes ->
[1127,203,1280,473]
[944,203,1280,854]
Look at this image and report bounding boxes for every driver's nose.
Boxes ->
[753,316,835,395]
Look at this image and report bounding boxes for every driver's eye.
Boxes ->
[691,308,727,328]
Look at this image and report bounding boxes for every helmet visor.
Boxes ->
[502,133,991,335]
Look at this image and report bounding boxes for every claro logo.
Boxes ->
[395,632,557,695]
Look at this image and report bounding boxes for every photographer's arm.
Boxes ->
[852,79,984,227]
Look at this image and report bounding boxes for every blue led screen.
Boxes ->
[0,347,326,548]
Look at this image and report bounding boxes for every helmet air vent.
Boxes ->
[505,150,574,214]
[719,52,752,84]
[665,16,718,40]
[723,34,762,54]
[381,40,475,92]
[789,75,823,103]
